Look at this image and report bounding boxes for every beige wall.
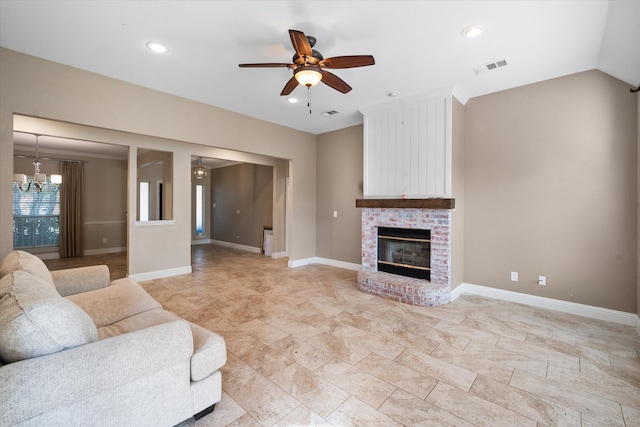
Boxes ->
[210,163,273,249]
[316,125,363,264]
[450,97,465,289]
[0,48,317,275]
[464,70,637,313]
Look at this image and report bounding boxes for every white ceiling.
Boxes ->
[1,0,639,139]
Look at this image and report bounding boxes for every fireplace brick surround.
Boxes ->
[356,199,454,307]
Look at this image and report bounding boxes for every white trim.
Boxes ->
[271,251,287,259]
[191,238,212,245]
[134,220,176,226]
[636,315,640,336]
[210,240,261,254]
[128,265,192,282]
[83,246,126,256]
[288,256,361,271]
[452,283,637,327]
[313,257,361,271]
[288,257,315,268]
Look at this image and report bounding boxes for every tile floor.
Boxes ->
[48,245,640,426]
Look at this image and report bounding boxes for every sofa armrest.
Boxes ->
[0,319,193,426]
[51,265,111,296]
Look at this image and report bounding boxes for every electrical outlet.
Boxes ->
[511,272,518,281]
[538,276,546,286]
[102,237,107,244]
[333,210,338,218]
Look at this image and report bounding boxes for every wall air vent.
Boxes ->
[321,110,340,117]
[474,59,509,74]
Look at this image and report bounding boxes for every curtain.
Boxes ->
[59,161,84,258]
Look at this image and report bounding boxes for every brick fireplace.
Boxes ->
[356,198,454,307]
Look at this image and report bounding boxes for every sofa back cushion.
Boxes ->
[0,250,54,287]
[0,270,98,364]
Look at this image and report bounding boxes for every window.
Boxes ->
[139,181,150,222]
[13,177,60,248]
[195,184,204,236]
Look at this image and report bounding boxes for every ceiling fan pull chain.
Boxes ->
[308,87,312,114]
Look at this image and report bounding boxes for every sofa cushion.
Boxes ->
[0,250,54,287]
[0,270,98,364]
[97,308,182,339]
[67,278,162,328]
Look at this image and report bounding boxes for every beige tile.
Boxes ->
[268,336,335,371]
[272,405,333,427]
[431,343,514,384]
[470,375,580,426]
[194,392,245,427]
[379,389,477,427]
[326,396,403,427]
[434,319,501,345]
[237,318,289,345]
[546,361,640,408]
[509,369,625,426]
[426,382,537,427]
[223,413,261,427]
[269,363,350,418]
[314,359,397,408]
[497,336,580,371]
[356,353,438,399]
[396,349,477,392]
[622,405,640,427]
[307,332,371,365]
[222,363,300,426]
[224,331,295,378]
[465,340,549,377]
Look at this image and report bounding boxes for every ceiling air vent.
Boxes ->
[321,110,340,117]
[474,59,508,74]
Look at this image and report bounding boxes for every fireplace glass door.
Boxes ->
[377,227,430,280]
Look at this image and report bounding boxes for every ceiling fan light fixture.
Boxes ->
[294,66,323,87]
[462,26,483,38]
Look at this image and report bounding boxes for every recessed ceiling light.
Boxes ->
[462,26,483,38]
[387,91,399,97]
[287,97,298,104]
[146,41,169,53]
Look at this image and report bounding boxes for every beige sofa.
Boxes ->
[0,250,226,427]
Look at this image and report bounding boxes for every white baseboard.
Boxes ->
[271,251,287,259]
[288,256,361,271]
[83,247,126,256]
[314,257,361,271]
[191,239,212,245]
[128,265,192,282]
[453,282,638,327]
[210,240,261,254]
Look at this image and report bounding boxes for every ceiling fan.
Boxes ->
[239,29,375,96]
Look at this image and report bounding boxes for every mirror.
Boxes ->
[137,149,173,221]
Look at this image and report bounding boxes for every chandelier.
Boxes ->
[13,134,62,192]
[193,156,208,179]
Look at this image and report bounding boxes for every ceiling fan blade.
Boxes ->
[320,55,375,69]
[280,76,299,96]
[289,29,312,58]
[239,63,294,68]
[321,71,352,94]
